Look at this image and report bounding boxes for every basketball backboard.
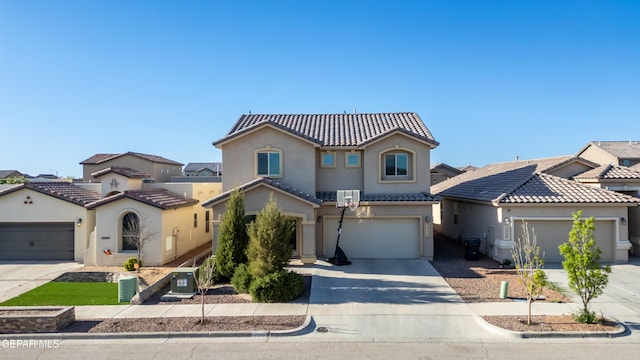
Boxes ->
[336,189,360,209]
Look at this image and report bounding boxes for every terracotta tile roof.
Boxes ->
[574,164,640,180]
[432,158,640,205]
[201,177,322,208]
[316,191,439,203]
[0,182,101,206]
[502,173,640,204]
[581,141,640,159]
[215,113,439,148]
[87,189,198,210]
[80,152,183,166]
[91,167,150,179]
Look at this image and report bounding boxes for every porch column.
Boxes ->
[300,219,317,265]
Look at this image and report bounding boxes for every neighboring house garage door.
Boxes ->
[0,223,74,260]
[513,220,614,262]
[323,217,420,259]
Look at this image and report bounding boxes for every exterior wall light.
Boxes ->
[77,218,83,227]
[621,217,627,225]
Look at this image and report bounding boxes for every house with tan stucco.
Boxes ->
[432,156,640,264]
[0,153,222,265]
[202,112,440,264]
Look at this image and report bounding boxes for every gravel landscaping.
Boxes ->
[55,238,620,334]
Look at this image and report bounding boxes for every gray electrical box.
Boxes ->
[170,267,198,294]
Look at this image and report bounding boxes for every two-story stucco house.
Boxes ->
[202,113,440,265]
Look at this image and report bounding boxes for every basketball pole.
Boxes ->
[333,206,347,258]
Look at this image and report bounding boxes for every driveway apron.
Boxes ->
[305,259,487,339]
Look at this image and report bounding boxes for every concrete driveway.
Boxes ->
[0,261,83,302]
[304,259,486,339]
[544,256,640,328]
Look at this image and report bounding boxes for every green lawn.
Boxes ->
[0,282,126,306]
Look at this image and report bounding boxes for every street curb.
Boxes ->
[0,316,316,340]
[474,315,628,339]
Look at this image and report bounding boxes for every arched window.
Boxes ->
[380,148,415,182]
[122,212,139,251]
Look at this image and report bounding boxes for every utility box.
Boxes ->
[170,267,198,294]
[118,276,138,302]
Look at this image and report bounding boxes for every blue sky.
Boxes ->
[1,1,638,178]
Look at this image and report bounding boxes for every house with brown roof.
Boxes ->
[0,158,222,265]
[432,156,640,263]
[577,141,640,169]
[574,164,640,254]
[80,152,183,182]
[203,112,440,264]
[0,182,100,261]
[430,163,465,186]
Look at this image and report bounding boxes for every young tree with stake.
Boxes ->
[511,221,547,325]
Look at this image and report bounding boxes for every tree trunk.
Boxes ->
[527,298,532,325]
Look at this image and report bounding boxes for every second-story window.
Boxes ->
[385,153,408,176]
[321,152,335,168]
[257,149,282,177]
[345,152,361,168]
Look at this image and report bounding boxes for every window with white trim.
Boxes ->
[256,149,282,177]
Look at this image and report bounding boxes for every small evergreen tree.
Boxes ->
[215,188,249,278]
[511,221,547,325]
[559,211,611,323]
[246,193,294,278]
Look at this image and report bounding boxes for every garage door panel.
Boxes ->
[324,218,419,259]
[514,220,614,262]
[0,223,74,260]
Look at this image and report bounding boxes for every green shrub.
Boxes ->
[123,257,141,271]
[215,188,249,279]
[572,309,598,324]
[247,193,294,278]
[249,270,304,303]
[231,263,253,294]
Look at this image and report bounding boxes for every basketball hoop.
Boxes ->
[347,201,358,212]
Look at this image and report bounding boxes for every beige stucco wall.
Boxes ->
[219,126,317,194]
[435,198,632,263]
[316,150,364,192]
[83,155,182,182]
[0,188,93,262]
[546,162,594,179]
[578,145,617,166]
[93,174,144,196]
[361,133,431,194]
[92,199,209,266]
[210,186,318,264]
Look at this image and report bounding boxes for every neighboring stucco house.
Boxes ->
[574,164,640,255]
[0,170,24,180]
[430,163,465,186]
[184,162,222,177]
[0,161,222,265]
[577,141,640,169]
[80,152,183,182]
[0,182,100,261]
[203,112,440,264]
[432,156,640,263]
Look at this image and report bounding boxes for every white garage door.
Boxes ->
[323,217,420,259]
[513,220,614,262]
